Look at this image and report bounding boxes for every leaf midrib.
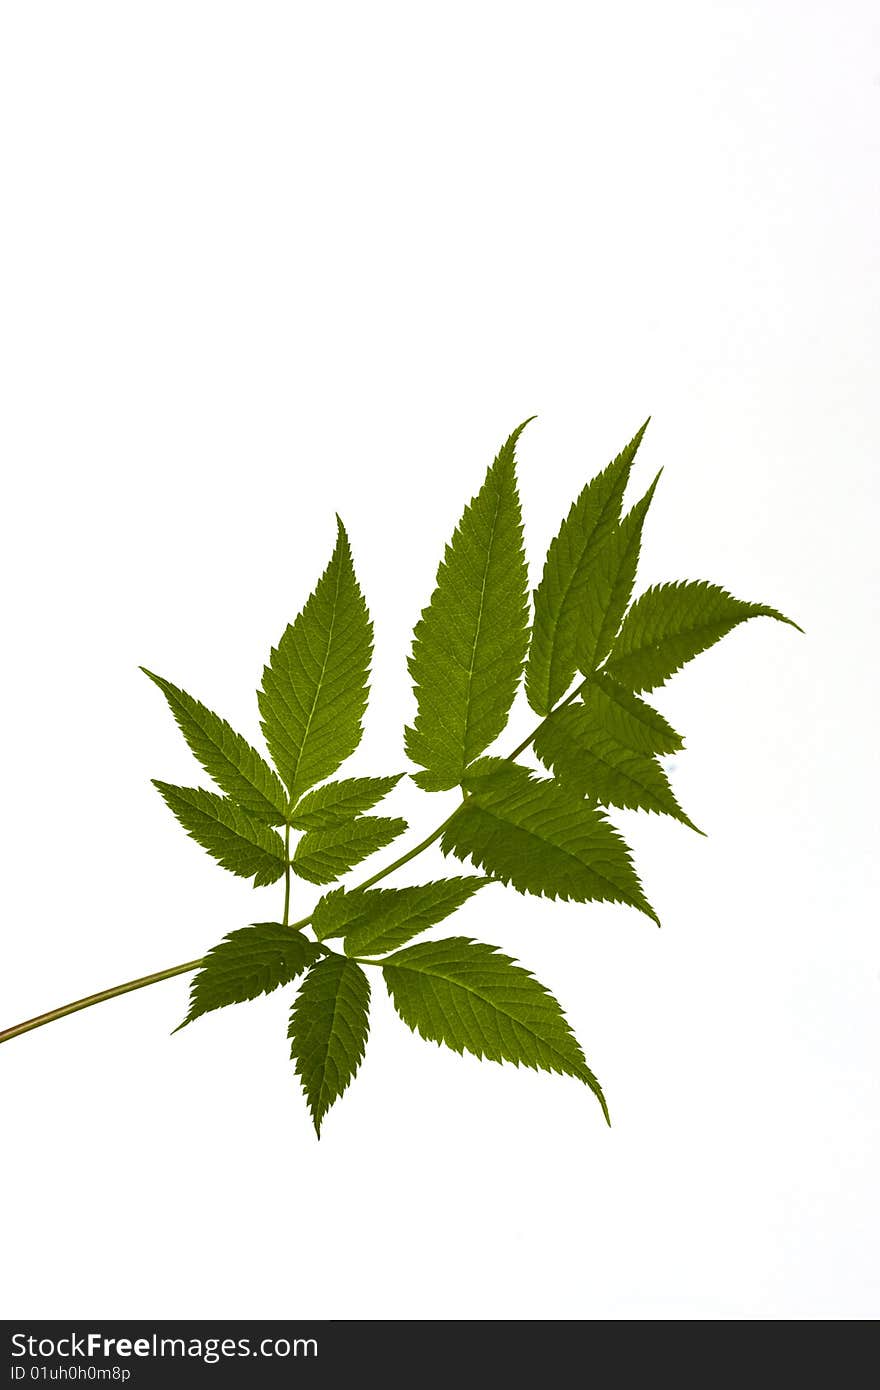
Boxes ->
[184,692,284,812]
[288,554,344,797]
[165,785,286,861]
[460,475,505,757]
[592,679,682,752]
[315,962,349,1116]
[548,713,666,803]
[462,795,628,897]
[587,504,646,664]
[542,489,621,708]
[388,956,586,1079]
[614,592,773,660]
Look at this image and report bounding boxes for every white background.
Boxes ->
[1,2,877,1321]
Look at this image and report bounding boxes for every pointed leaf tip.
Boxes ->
[513,414,537,434]
[572,467,661,677]
[290,774,403,830]
[293,814,408,885]
[382,936,609,1120]
[151,780,287,885]
[534,703,701,839]
[176,923,319,1029]
[604,581,803,692]
[445,759,660,924]
[143,671,289,824]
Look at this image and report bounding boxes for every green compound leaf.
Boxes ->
[289,955,371,1137]
[290,774,402,830]
[316,878,491,954]
[534,703,702,832]
[152,781,287,886]
[292,815,408,886]
[603,580,802,693]
[575,473,660,677]
[382,937,609,1123]
[526,421,649,716]
[259,519,372,800]
[177,923,319,1030]
[586,673,684,756]
[141,669,289,825]
[443,759,659,924]
[124,413,801,1141]
[404,422,531,791]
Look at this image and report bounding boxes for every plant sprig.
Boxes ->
[0,418,801,1137]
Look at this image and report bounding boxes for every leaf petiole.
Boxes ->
[505,676,588,761]
[283,823,291,927]
[0,959,205,1046]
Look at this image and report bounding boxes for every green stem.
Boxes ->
[356,812,459,891]
[0,816,460,1046]
[283,823,291,927]
[506,678,587,761]
[283,810,462,937]
[0,679,587,1047]
[0,959,203,1046]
